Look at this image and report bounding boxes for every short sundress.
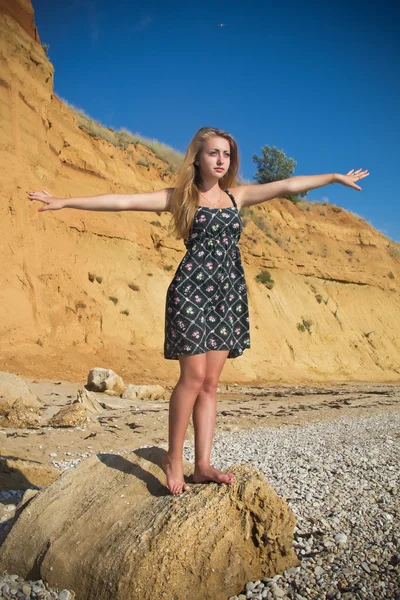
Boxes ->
[164,189,250,360]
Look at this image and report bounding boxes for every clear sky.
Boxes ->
[32,0,399,242]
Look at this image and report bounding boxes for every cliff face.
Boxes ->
[0,0,399,385]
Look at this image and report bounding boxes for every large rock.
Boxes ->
[86,368,125,396]
[47,403,88,427]
[122,383,166,401]
[0,398,40,428]
[73,388,103,413]
[0,448,298,600]
[0,372,42,412]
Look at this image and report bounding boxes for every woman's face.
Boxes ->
[197,136,231,182]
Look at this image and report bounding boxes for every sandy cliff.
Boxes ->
[0,0,399,385]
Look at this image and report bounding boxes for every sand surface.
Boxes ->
[1,378,399,491]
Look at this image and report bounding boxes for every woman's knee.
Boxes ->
[178,355,207,391]
[200,375,219,395]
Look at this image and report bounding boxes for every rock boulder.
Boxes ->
[0,447,298,600]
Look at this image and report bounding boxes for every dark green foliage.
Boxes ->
[297,318,313,334]
[256,270,275,289]
[252,145,307,203]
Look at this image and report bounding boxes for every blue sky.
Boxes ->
[33,0,399,242]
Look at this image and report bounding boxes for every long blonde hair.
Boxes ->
[168,126,239,240]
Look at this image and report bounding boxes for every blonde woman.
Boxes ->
[29,126,369,495]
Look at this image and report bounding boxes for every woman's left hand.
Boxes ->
[335,168,370,191]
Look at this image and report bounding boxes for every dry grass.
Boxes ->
[388,242,400,259]
[59,97,184,172]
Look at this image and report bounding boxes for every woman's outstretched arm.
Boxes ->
[233,168,370,209]
[28,188,174,213]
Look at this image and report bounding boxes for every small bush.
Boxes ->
[136,159,149,167]
[120,309,129,316]
[256,270,275,288]
[240,207,254,228]
[109,296,118,304]
[150,220,162,227]
[345,249,353,256]
[297,318,313,334]
[388,243,400,259]
[147,273,153,276]
[128,282,140,291]
[75,301,86,310]
[388,271,395,279]
[88,272,96,282]
[253,214,272,236]
[315,294,323,304]
[164,265,174,271]
[96,275,103,284]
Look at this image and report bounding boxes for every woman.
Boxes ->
[28,126,369,495]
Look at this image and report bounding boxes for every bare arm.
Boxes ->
[232,169,369,209]
[28,188,174,213]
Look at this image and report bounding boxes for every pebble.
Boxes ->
[1,413,399,600]
[334,532,347,544]
[184,412,400,600]
[0,574,76,600]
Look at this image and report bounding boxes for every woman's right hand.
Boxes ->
[28,189,65,212]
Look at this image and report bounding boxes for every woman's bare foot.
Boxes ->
[192,464,236,484]
[161,453,190,495]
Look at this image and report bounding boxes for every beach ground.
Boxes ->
[1,378,399,489]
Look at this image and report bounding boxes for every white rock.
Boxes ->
[335,532,347,544]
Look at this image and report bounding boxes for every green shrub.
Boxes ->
[164,265,174,271]
[256,270,275,288]
[297,318,313,333]
[88,272,96,282]
[120,309,129,316]
[96,275,103,283]
[109,296,118,304]
[150,220,162,227]
[128,282,140,291]
[252,144,306,203]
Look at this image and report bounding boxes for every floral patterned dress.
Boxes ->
[164,189,250,360]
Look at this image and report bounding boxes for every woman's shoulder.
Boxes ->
[224,186,243,209]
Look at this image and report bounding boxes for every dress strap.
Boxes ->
[223,189,237,208]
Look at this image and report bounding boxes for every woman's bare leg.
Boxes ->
[162,353,206,495]
[192,350,235,484]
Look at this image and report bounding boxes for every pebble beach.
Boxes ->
[1,412,399,600]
